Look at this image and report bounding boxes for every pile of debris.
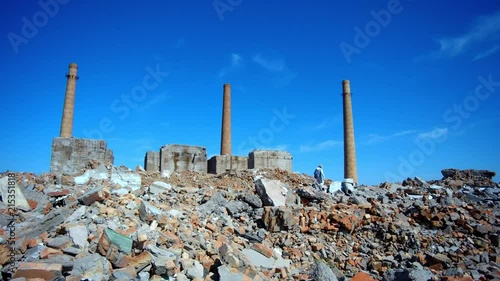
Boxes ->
[0,166,498,281]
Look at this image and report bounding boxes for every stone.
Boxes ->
[241,193,263,208]
[0,176,31,211]
[241,248,291,269]
[67,224,89,250]
[74,164,109,185]
[186,260,204,279]
[309,261,338,281]
[139,199,163,222]
[255,178,289,206]
[110,166,141,191]
[71,253,112,281]
[196,192,228,216]
[226,201,251,216]
[149,181,172,194]
[77,187,108,205]
[218,265,244,281]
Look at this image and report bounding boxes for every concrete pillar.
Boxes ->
[60,63,78,138]
[220,83,231,155]
[342,80,358,184]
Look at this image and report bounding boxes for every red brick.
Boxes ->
[13,262,62,281]
[351,272,377,281]
[252,243,274,258]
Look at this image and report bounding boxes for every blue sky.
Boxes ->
[1,0,499,185]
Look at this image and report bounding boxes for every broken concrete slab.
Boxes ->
[255,178,289,206]
[110,166,141,191]
[0,176,31,211]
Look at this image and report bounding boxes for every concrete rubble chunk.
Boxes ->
[0,176,31,211]
[67,224,89,250]
[139,199,163,222]
[196,191,228,215]
[217,265,244,281]
[255,178,289,206]
[161,169,171,178]
[74,164,109,185]
[241,248,291,269]
[71,253,112,281]
[149,181,172,194]
[110,166,141,191]
[186,260,204,279]
[77,187,108,205]
[241,193,262,208]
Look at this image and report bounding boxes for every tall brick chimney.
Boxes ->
[59,63,78,138]
[342,80,358,184]
[220,83,231,155]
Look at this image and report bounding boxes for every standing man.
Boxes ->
[314,165,325,186]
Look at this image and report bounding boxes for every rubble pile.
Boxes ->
[0,166,499,281]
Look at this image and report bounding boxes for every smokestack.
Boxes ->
[220,83,231,155]
[59,63,78,138]
[342,80,358,184]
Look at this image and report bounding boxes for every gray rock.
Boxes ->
[443,267,464,277]
[241,248,291,269]
[409,268,434,281]
[186,260,204,279]
[197,192,228,216]
[241,193,262,208]
[18,207,72,240]
[218,265,244,281]
[139,199,162,222]
[309,261,338,281]
[225,201,251,216]
[39,254,75,272]
[71,253,112,281]
[383,268,410,281]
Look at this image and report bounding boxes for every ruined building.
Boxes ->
[50,63,114,175]
[145,83,292,174]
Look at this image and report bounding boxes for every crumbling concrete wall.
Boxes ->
[248,150,292,172]
[208,155,248,174]
[144,151,160,172]
[160,144,207,173]
[50,137,114,175]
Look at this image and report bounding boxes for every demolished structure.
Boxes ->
[50,63,114,175]
[1,167,498,280]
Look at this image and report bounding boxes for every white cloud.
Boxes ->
[252,54,285,72]
[231,53,242,66]
[299,140,342,152]
[219,53,243,77]
[365,130,416,144]
[252,53,296,87]
[419,11,500,60]
[417,127,448,139]
[473,45,500,61]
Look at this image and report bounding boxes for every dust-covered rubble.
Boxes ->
[0,166,499,281]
